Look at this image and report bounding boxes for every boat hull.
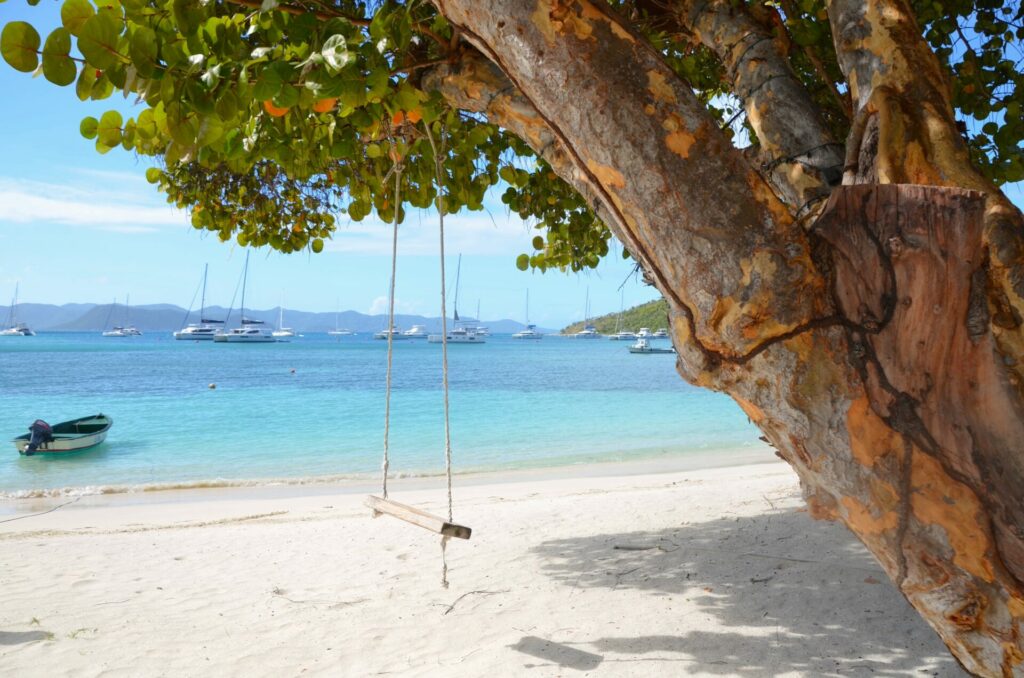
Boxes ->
[629,347,676,354]
[12,415,112,455]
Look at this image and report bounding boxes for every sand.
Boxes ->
[0,457,966,677]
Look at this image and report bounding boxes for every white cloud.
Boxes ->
[0,176,186,230]
[368,295,416,315]
[325,208,535,257]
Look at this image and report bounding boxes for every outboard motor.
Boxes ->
[25,419,53,455]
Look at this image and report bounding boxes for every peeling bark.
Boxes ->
[675,0,844,212]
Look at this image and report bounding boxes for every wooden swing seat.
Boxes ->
[365,495,472,540]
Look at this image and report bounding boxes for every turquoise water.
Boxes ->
[0,333,765,496]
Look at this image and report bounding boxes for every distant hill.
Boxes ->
[1,302,548,334]
[562,298,669,334]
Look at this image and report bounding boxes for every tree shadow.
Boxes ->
[509,636,603,671]
[531,509,967,676]
[0,630,52,646]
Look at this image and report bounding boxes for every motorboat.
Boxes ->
[428,325,485,343]
[629,337,675,354]
[608,331,636,341]
[653,328,669,338]
[403,324,429,338]
[102,327,130,337]
[328,329,353,336]
[512,290,542,340]
[1,284,35,336]
[636,327,652,338]
[216,252,277,343]
[12,414,112,455]
[373,326,408,340]
[122,325,143,336]
[214,323,276,343]
[174,264,224,340]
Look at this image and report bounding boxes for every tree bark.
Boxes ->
[428,1,1024,674]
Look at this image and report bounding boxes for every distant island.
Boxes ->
[561,299,669,334]
[0,302,547,335]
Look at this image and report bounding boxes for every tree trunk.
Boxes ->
[429,1,1024,674]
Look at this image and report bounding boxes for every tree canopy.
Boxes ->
[2,0,1020,268]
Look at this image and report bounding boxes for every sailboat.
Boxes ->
[573,287,600,338]
[608,289,635,340]
[512,290,543,340]
[174,264,224,340]
[0,283,35,336]
[214,251,276,343]
[327,300,353,335]
[428,254,485,344]
[121,294,142,336]
[272,297,296,340]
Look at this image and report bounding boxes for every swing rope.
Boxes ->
[373,125,466,589]
[380,163,404,500]
[426,124,454,588]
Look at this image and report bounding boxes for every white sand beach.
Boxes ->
[0,457,966,677]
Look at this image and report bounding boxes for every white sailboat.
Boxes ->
[0,283,35,336]
[573,287,600,338]
[101,297,129,337]
[272,299,296,340]
[429,254,485,344]
[327,301,353,335]
[608,289,635,341]
[174,264,224,340]
[214,251,276,343]
[512,290,543,340]
[402,324,429,338]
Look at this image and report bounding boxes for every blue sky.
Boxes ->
[2,5,1020,326]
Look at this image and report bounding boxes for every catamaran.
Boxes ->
[174,264,224,340]
[327,301,353,335]
[429,254,485,344]
[573,287,600,338]
[608,290,635,341]
[0,283,35,336]
[272,300,296,340]
[402,324,429,338]
[214,251,276,343]
[512,290,543,340]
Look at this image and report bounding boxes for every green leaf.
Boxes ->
[79,116,99,139]
[1,22,42,73]
[42,28,76,86]
[61,0,95,36]
[75,63,96,100]
[129,26,158,77]
[78,12,122,70]
[97,109,123,147]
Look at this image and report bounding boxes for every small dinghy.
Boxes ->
[12,414,112,455]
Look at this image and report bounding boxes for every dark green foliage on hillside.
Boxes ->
[562,298,669,335]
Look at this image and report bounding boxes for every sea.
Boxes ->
[0,332,767,497]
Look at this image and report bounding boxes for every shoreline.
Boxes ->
[0,444,776,510]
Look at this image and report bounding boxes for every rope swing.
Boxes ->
[365,124,472,589]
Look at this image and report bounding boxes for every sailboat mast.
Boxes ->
[525,289,530,324]
[240,250,249,322]
[10,282,18,326]
[200,263,208,321]
[453,254,461,322]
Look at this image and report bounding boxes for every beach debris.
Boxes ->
[437,589,508,616]
[290,368,296,374]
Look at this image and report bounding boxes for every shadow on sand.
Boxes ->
[0,630,52,646]
[526,508,966,676]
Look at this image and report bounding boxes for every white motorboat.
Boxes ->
[512,290,543,340]
[403,324,429,338]
[428,325,485,343]
[609,331,636,341]
[214,324,276,343]
[216,251,276,343]
[636,327,652,338]
[12,414,112,455]
[102,296,141,337]
[653,328,669,338]
[629,337,675,354]
[374,326,408,340]
[328,329,353,336]
[271,303,295,341]
[122,325,142,336]
[102,327,130,337]
[1,284,35,336]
